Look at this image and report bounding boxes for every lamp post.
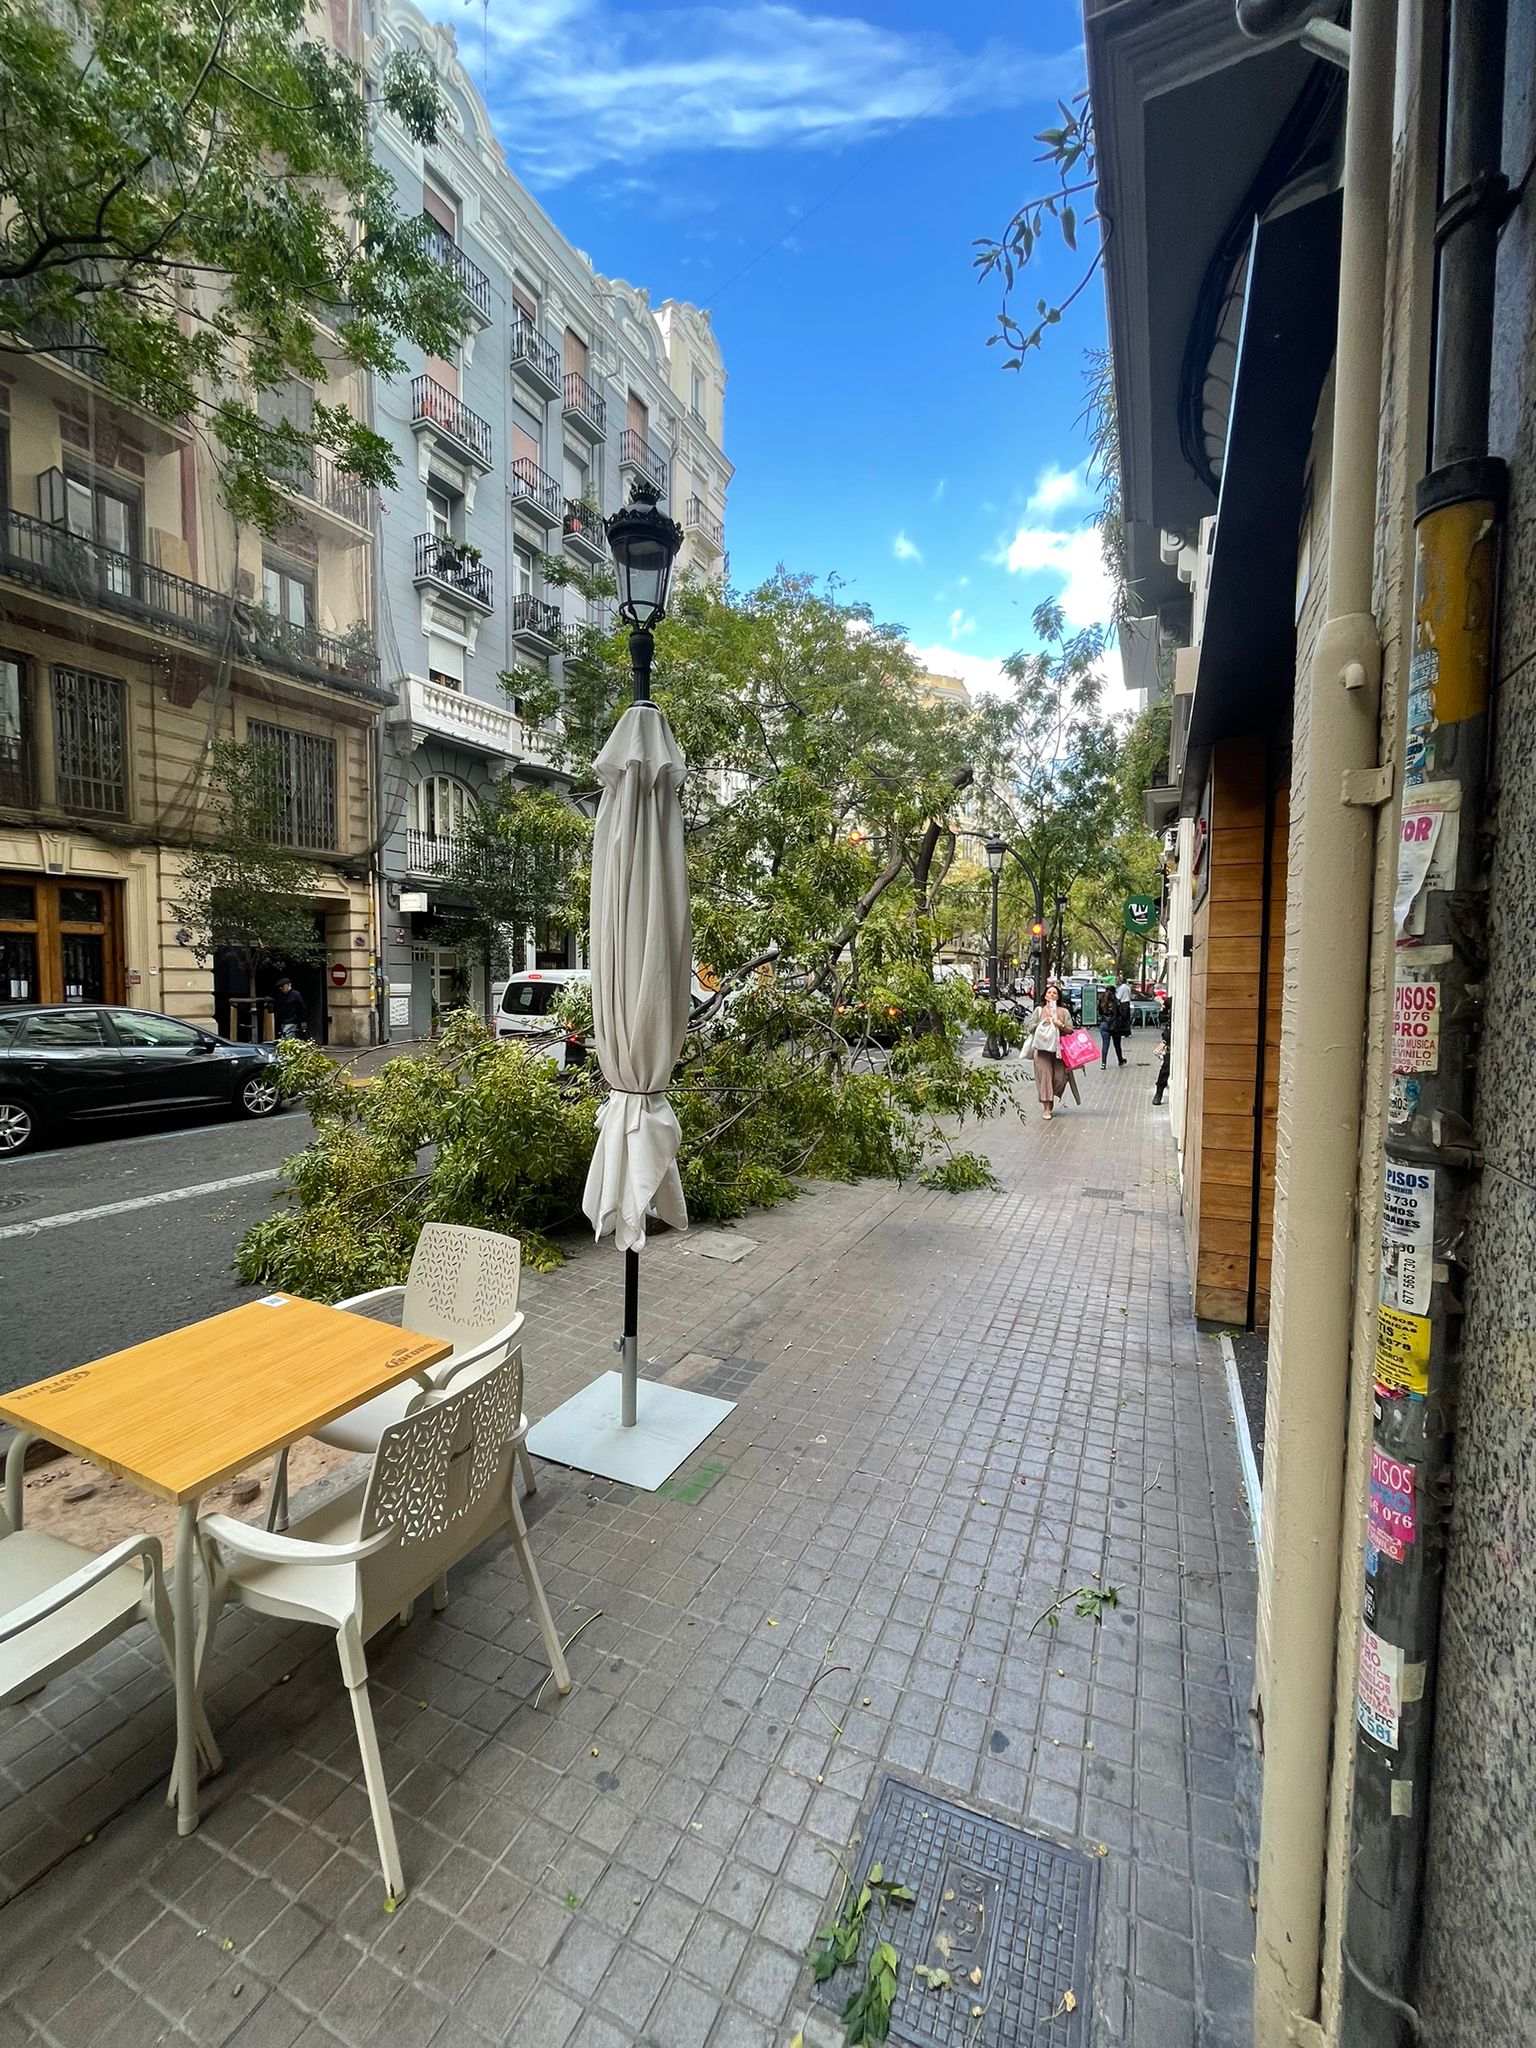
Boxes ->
[984,836,1006,1059]
[603,478,684,1430]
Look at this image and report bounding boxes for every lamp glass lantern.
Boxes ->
[605,480,684,631]
[984,837,1007,875]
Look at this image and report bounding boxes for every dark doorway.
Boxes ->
[213,911,328,1042]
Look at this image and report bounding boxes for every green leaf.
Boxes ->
[1061,205,1078,251]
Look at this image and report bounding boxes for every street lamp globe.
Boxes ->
[984,836,1007,875]
[605,479,684,631]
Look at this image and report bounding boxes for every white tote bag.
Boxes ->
[1034,1012,1060,1055]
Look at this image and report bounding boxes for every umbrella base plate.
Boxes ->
[526,1372,734,1491]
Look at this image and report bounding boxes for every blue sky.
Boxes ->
[426,0,1120,706]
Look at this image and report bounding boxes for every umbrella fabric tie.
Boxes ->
[584,1087,686,1254]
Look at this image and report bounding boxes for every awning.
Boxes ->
[1187,189,1343,754]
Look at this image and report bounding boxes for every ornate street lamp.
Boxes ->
[984,836,1007,1059]
[605,479,684,703]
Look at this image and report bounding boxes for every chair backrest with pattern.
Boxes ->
[360,1349,524,1557]
[402,1224,521,1356]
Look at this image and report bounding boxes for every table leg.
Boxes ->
[173,1499,200,1836]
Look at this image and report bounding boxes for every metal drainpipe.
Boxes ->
[1339,0,1510,2037]
[1250,1,1396,2041]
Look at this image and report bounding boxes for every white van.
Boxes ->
[494,969,589,1067]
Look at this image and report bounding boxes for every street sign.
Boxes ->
[1123,897,1158,935]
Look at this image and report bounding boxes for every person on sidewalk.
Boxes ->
[1098,986,1116,1070]
[273,976,308,1041]
[1153,995,1173,1105]
[1108,987,1129,1068]
[1027,982,1073,1120]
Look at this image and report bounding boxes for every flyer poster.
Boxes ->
[1357,1625,1403,1749]
[1397,783,1462,940]
[1377,1304,1431,1397]
[1380,1163,1434,1315]
[1393,973,1441,1075]
[1368,1449,1418,1563]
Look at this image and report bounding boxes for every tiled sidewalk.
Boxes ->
[0,1056,1258,2047]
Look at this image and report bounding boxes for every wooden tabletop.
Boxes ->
[0,1295,452,1503]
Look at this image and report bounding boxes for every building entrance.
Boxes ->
[0,873,125,1008]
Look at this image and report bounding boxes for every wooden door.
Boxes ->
[0,874,124,1007]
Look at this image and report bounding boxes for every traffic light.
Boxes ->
[1029,920,1045,941]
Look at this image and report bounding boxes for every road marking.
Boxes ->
[2,1110,298,1166]
[0,1168,281,1239]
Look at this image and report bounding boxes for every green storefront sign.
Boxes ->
[1123,897,1158,935]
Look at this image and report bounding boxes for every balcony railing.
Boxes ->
[562,371,607,438]
[422,223,492,322]
[561,498,605,557]
[278,448,372,529]
[686,497,725,550]
[406,828,459,874]
[509,594,562,648]
[510,319,562,396]
[618,430,668,495]
[509,457,562,524]
[408,674,520,755]
[412,533,494,611]
[411,375,493,469]
[0,509,382,691]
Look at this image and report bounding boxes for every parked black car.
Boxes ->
[0,1006,284,1155]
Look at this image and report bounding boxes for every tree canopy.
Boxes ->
[0,0,464,529]
[168,738,326,970]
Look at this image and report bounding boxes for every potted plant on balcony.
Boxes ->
[336,618,377,678]
[432,537,483,579]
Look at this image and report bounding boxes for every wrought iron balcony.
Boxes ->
[561,498,606,561]
[686,498,725,551]
[509,457,562,526]
[510,319,562,399]
[617,430,668,496]
[0,509,382,692]
[412,533,494,612]
[406,827,459,874]
[277,448,373,530]
[422,223,492,323]
[509,594,562,651]
[562,371,607,440]
[410,375,493,470]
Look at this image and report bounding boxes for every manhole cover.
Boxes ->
[1080,1186,1124,1201]
[815,1776,1098,2046]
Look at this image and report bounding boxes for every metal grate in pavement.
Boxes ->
[1080,1186,1125,1201]
[815,1775,1098,2046]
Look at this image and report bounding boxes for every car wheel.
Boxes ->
[235,1072,283,1120]
[0,1098,39,1156]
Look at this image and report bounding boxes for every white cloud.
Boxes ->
[947,608,977,638]
[993,523,1113,631]
[425,3,1075,182]
[1025,463,1093,519]
[893,530,923,565]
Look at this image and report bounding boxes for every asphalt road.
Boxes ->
[0,1103,314,1397]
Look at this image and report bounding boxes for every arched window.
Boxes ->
[412,774,476,843]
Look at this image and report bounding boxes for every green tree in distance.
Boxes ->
[168,738,326,977]
[429,783,592,1012]
[0,0,465,530]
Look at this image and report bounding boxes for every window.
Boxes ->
[109,1010,202,1048]
[261,558,314,630]
[423,180,457,236]
[0,654,28,804]
[563,451,590,502]
[426,484,457,542]
[690,371,704,421]
[513,543,536,597]
[257,379,314,435]
[412,775,475,841]
[20,1009,108,1048]
[426,631,466,690]
[46,468,141,596]
[627,392,649,439]
[563,329,589,378]
[53,668,126,816]
[246,720,336,850]
[513,283,539,327]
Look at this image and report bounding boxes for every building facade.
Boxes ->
[1093,0,1536,2040]
[365,0,732,1040]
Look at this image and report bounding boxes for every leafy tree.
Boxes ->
[0,0,465,529]
[426,783,591,1011]
[168,738,325,974]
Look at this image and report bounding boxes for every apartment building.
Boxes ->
[0,335,387,1045]
[366,0,733,1038]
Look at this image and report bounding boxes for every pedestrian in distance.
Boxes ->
[1026,981,1074,1121]
[1098,986,1116,1070]
[1108,987,1129,1067]
[1153,994,1173,1106]
[273,976,308,1040]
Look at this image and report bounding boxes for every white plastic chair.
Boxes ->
[202,1348,570,1905]
[266,1224,535,1531]
[0,1435,220,1779]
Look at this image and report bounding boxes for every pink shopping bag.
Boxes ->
[1059,1027,1098,1071]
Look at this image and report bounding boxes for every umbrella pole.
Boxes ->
[621,1246,639,1428]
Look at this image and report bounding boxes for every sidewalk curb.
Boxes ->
[1220,1330,1263,1554]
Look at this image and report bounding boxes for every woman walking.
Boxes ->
[1028,982,1074,1121]
[1098,986,1116,1070]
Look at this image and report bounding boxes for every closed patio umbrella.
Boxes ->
[525,481,734,1488]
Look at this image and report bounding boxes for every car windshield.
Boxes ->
[501,981,563,1017]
